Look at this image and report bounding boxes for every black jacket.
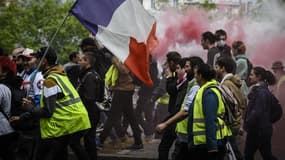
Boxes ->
[244,82,272,131]
[166,73,178,115]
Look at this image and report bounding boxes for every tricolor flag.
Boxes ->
[70,0,158,87]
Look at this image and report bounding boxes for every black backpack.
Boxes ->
[205,85,240,128]
[270,93,283,123]
[77,70,105,103]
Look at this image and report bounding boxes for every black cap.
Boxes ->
[35,47,57,65]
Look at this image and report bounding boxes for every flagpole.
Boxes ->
[27,12,70,99]
[35,12,71,72]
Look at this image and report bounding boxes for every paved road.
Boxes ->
[68,134,285,160]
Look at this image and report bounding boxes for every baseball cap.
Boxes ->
[18,48,34,58]
[271,61,284,69]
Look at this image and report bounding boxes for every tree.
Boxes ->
[0,0,88,63]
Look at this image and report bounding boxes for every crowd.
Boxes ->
[0,29,284,160]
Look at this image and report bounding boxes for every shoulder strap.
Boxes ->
[77,70,102,91]
[77,71,93,91]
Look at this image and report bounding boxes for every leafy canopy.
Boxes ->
[0,0,89,63]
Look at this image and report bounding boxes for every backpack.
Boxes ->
[206,84,240,128]
[236,56,253,86]
[270,93,283,123]
[77,70,105,103]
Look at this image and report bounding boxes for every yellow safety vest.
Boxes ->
[176,106,188,134]
[156,93,169,105]
[105,64,118,87]
[192,80,232,145]
[40,73,91,139]
[176,79,198,134]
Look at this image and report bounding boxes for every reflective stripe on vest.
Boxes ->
[40,73,90,139]
[48,74,79,108]
[192,80,232,145]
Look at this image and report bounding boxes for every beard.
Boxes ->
[186,71,194,81]
[39,65,47,73]
[216,73,223,82]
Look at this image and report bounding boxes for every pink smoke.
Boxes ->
[151,1,285,70]
[250,33,285,68]
[152,8,210,60]
[224,17,247,45]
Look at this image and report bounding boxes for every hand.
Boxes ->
[21,98,34,111]
[22,98,32,106]
[9,116,20,123]
[155,123,167,134]
[111,56,119,64]
[164,68,172,78]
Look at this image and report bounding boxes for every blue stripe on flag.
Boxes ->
[71,0,125,32]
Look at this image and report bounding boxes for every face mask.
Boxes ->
[217,40,226,47]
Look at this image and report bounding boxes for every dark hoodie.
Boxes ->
[244,82,272,132]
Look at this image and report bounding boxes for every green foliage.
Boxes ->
[200,0,216,10]
[0,0,89,63]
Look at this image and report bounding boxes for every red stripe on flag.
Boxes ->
[125,23,158,87]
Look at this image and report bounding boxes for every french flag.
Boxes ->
[70,0,158,87]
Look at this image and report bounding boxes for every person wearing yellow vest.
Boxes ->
[11,47,91,160]
[156,56,203,160]
[188,63,232,160]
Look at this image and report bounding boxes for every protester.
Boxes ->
[10,47,91,160]
[0,56,18,160]
[11,48,43,160]
[64,51,80,88]
[152,62,170,139]
[271,61,285,101]
[201,31,221,68]
[135,55,159,141]
[232,40,251,96]
[79,37,112,78]
[71,52,104,160]
[215,57,247,160]
[243,66,277,160]
[99,56,143,150]
[188,63,232,160]
[14,48,28,78]
[270,60,285,160]
[11,47,25,62]
[158,51,181,160]
[215,29,232,57]
[156,56,204,160]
